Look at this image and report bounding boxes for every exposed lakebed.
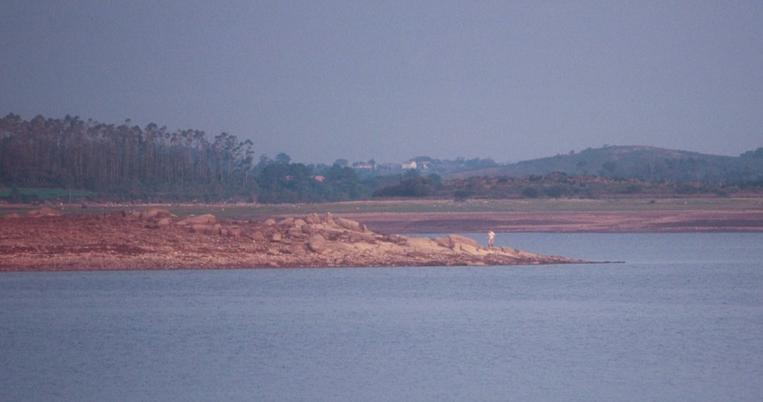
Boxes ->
[0,208,582,270]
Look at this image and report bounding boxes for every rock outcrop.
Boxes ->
[176,214,216,226]
[0,210,586,271]
[26,207,62,218]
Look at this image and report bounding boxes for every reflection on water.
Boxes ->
[1,233,762,402]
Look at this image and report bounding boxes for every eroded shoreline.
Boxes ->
[5,197,762,234]
[0,208,584,271]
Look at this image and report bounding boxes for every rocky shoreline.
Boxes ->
[0,208,585,271]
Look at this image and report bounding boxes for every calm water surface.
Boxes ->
[1,233,762,401]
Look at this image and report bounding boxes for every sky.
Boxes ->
[1,0,762,163]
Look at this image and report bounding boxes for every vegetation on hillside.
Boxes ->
[1,114,761,203]
[451,145,763,185]
[438,172,749,200]
[0,114,373,203]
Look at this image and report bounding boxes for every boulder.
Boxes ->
[435,234,480,250]
[384,234,408,245]
[307,234,327,253]
[251,232,266,242]
[293,218,306,228]
[190,223,222,235]
[177,214,217,226]
[263,218,276,226]
[142,207,174,220]
[449,234,480,248]
[156,217,172,227]
[305,213,321,224]
[335,217,364,232]
[27,207,62,217]
[435,237,451,248]
[288,226,305,238]
[271,232,282,242]
[349,232,376,243]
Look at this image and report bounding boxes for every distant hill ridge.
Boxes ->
[448,145,763,184]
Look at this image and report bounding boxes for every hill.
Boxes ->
[449,145,763,184]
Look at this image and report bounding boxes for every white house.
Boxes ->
[401,160,417,170]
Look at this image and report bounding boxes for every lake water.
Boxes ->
[1,233,762,401]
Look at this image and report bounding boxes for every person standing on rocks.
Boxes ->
[487,230,496,249]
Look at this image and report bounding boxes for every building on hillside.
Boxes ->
[401,160,417,170]
[352,161,376,170]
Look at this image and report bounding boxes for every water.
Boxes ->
[1,233,762,401]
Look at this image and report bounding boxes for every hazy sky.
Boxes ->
[2,1,762,163]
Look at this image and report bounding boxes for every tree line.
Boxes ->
[0,114,257,201]
[0,113,379,203]
[3,114,760,203]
